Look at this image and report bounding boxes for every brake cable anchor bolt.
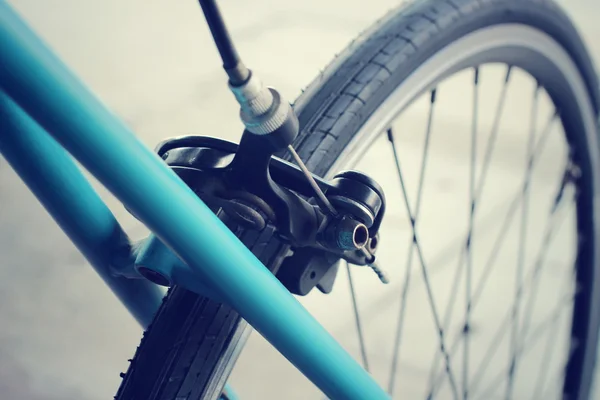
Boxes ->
[321,216,369,251]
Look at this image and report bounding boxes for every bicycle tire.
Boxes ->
[115,0,600,399]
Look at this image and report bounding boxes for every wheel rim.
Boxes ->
[323,23,598,399]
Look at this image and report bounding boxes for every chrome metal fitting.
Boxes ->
[320,216,370,251]
[229,72,292,135]
[240,89,291,135]
[229,73,273,115]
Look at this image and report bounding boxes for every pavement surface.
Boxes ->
[2,0,600,399]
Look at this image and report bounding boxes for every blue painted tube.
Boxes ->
[0,92,164,329]
[0,4,390,399]
[135,234,222,301]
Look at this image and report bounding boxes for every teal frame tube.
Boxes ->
[0,91,164,328]
[0,3,390,399]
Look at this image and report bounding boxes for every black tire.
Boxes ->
[115,0,600,399]
[115,217,290,400]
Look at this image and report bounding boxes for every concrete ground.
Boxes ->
[2,0,600,399]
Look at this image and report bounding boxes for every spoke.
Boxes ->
[387,89,437,395]
[429,191,571,397]
[505,84,540,400]
[433,293,516,398]
[472,114,557,307]
[469,196,520,304]
[387,102,460,399]
[346,261,370,372]
[468,195,572,394]
[426,111,558,398]
[470,111,558,307]
[427,185,520,398]
[426,67,513,398]
[445,65,512,328]
[426,250,465,395]
[427,196,520,392]
[473,290,575,400]
[463,67,479,400]
[472,66,512,203]
[517,157,576,345]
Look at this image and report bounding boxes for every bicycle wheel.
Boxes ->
[116,0,600,398]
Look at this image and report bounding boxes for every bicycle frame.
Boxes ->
[0,3,390,399]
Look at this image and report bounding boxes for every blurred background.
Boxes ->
[2,0,600,399]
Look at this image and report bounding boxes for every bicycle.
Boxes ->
[1,0,599,398]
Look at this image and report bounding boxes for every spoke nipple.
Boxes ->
[386,128,395,143]
[463,323,470,334]
[505,65,513,82]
